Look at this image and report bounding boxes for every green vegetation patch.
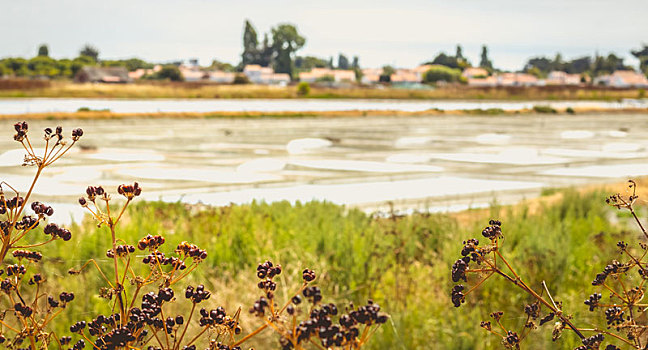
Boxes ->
[26,187,629,349]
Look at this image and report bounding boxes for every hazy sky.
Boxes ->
[2,0,647,70]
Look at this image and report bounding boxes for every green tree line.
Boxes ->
[0,44,154,79]
[523,52,640,78]
[2,34,647,82]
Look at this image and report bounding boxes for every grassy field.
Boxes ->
[0,80,645,101]
[20,184,644,349]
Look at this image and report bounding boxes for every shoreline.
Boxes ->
[1,106,647,120]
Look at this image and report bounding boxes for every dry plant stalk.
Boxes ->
[0,122,83,349]
[450,180,648,350]
[0,121,387,350]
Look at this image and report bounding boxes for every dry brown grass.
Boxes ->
[449,178,648,227]
[0,81,645,100]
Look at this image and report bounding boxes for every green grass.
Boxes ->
[16,189,637,349]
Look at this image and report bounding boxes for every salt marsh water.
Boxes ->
[1,112,647,223]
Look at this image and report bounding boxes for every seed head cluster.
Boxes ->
[12,249,42,262]
[0,196,24,214]
[584,293,602,312]
[30,201,54,216]
[117,183,142,199]
[575,333,605,350]
[451,285,465,307]
[106,245,136,258]
[592,260,627,286]
[185,284,211,303]
[482,220,503,240]
[84,186,106,202]
[43,223,72,241]
[288,300,387,349]
[175,241,207,261]
[302,268,316,282]
[256,260,282,299]
[137,234,165,251]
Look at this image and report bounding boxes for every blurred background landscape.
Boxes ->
[2,1,648,348]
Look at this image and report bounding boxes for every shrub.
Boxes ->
[315,75,335,83]
[533,105,557,114]
[566,107,575,114]
[296,81,310,96]
[422,65,463,84]
[156,65,184,82]
[465,108,505,115]
[232,74,250,84]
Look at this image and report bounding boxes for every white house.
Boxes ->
[208,71,236,84]
[545,71,583,85]
[243,65,291,84]
[299,68,355,83]
[179,65,207,82]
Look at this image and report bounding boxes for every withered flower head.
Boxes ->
[117,182,142,199]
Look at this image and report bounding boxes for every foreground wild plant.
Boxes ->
[0,121,387,350]
[0,122,83,348]
[451,180,648,349]
[67,184,387,350]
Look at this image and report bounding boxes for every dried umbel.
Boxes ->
[452,180,648,349]
[240,262,389,350]
[0,121,83,348]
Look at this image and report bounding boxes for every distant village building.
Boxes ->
[208,71,236,84]
[463,71,547,87]
[176,64,237,84]
[128,65,162,80]
[75,67,132,83]
[359,66,429,84]
[243,65,291,85]
[413,65,433,81]
[462,67,494,86]
[594,70,648,88]
[462,67,489,79]
[496,73,540,87]
[467,76,498,87]
[391,69,420,83]
[545,71,583,85]
[360,68,382,84]
[178,65,207,82]
[299,68,355,83]
[243,65,273,83]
